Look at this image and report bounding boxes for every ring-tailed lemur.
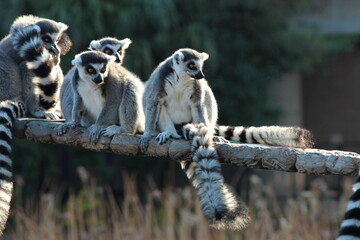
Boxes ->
[0,15,72,119]
[60,37,131,120]
[337,174,360,239]
[139,48,251,230]
[0,15,71,235]
[57,51,145,143]
[89,37,132,64]
[0,100,25,235]
[139,48,313,230]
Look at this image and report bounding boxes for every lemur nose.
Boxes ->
[49,45,60,55]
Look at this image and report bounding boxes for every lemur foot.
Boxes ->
[57,121,77,136]
[213,136,229,143]
[102,125,126,137]
[156,130,181,145]
[139,133,151,152]
[88,124,103,144]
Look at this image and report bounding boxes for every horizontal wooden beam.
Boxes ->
[13,119,360,176]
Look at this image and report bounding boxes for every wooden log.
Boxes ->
[12,119,360,176]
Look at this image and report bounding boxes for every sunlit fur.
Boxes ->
[0,15,72,119]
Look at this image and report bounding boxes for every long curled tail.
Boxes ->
[180,123,250,230]
[215,125,313,148]
[337,175,360,240]
[0,100,25,235]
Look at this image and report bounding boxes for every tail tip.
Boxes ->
[296,127,314,148]
[209,204,251,231]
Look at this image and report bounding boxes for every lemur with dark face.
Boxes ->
[0,15,71,235]
[57,51,144,143]
[139,48,313,230]
[0,15,72,119]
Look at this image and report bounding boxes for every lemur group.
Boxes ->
[0,15,355,239]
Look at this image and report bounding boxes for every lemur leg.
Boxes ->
[103,81,144,137]
[140,100,161,152]
[156,106,181,144]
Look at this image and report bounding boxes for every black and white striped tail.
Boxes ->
[215,125,314,148]
[11,24,60,111]
[0,100,25,235]
[337,176,360,240]
[180,123,250,230]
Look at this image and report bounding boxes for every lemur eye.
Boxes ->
[100,67,106,73]
[187,63,197,70]
[117,48,123,55]
[86,66,95,74]
[104,48,113,55]
[42,36,52,43]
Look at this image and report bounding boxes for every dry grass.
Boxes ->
[3,171,352,240]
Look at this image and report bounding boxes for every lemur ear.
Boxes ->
[57,22,68,32]
[71,54,82,66]
[201,52,209,61]
[106,55,117,63]
[173,51,184,64]
[120,38,132,49]
[89,40,101,50]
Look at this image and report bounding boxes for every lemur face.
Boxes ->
[72,51,116,85]
[36,20,69,59]
[89,37,132,64]
[172,48,209,80]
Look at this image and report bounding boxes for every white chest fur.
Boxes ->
[77,79,105,120]
[162,75,194,124]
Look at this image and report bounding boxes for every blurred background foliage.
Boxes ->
[0,0,357,204]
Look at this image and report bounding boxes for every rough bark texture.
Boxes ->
[13,119,360,176]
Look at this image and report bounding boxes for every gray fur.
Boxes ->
[58,51,144,143]
[0,15,71,119]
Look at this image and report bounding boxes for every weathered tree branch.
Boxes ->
[13,119,360,176]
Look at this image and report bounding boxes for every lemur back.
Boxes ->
[58,51,144,143]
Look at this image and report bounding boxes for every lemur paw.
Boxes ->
[30,110,47,119]
[213,136,229,143]
[102,125,126,137]
[156,130,181,145]
[57,122,77,136]
[88,124,103,144]
[139,133,152,152]
[42,111,60,120]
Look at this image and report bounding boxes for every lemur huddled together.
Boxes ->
[0,15,319,234]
